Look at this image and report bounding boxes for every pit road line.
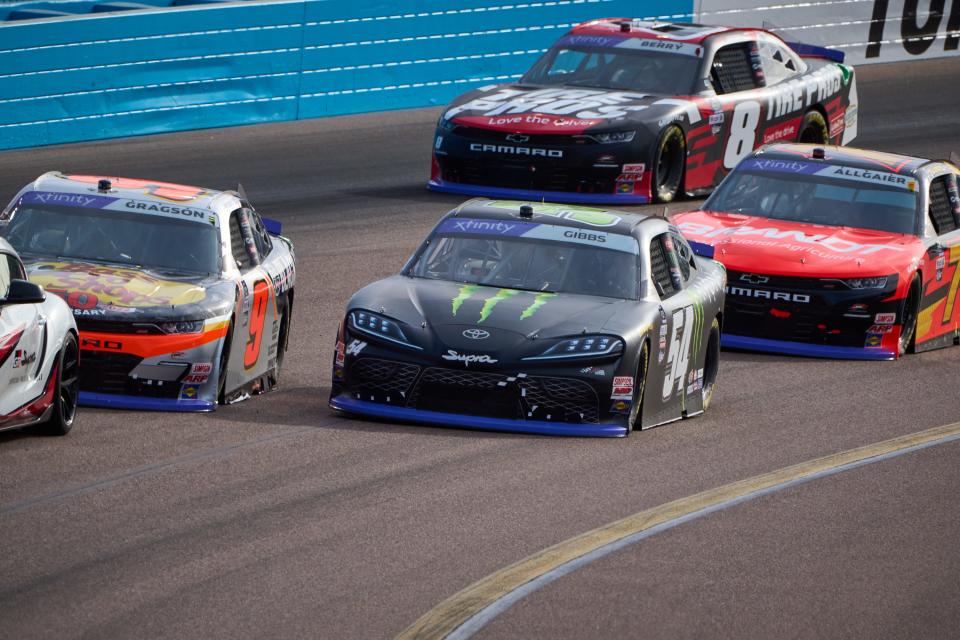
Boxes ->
[397,421,960,639]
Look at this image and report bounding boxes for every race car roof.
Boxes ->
[451,198,653,235]
[17,172,240,221]
[757,144,930,177]
[569,19,735,45]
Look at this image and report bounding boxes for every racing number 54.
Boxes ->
[662,306,695,399]
[244,279,271,369]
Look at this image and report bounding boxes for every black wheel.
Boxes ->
[797,110,829,144]
[628,341,650,432]
[898,275,921,356]
[38,332,79,436]
[652,126,686,203]
[217,322,234,405]
[701,317,721,411]
[277,298,291,372]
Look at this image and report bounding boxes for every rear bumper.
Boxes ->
[80,391,216,412]
[428,179,650,205]
[330,395,627,437]
[722,334,896,361]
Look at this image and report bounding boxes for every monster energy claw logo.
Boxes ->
[451,285,557,323]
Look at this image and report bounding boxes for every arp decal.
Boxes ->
[243,279,271,370]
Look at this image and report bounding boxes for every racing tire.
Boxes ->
[701,317,721,411]
[797,110,829,144]
[275,297,290,379]
[217,321,234,405]
[898,275,922,357]
[628,341,650,432]
[38,332,79,436]
[652,126,686,203]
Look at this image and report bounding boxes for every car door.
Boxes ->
[644,232,702,426]
[0,252,45,415]
[223,208,278,394]
[916,171,960,349]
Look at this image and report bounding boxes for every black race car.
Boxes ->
[429,19,858,205]
[329,199,726,437]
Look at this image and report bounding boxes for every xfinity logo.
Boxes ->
[462,329,490,340]
[470,143,563,158]
[442,350,498,366]
[505,134,529,143]
[452,219,516,234]
[29,192,101,207]
[739,274,770,285]
[726,286,811,303]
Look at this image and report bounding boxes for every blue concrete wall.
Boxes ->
[0,0,694,150]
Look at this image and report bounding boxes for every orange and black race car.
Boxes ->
[0,172,296,410]
[673,144,960,360]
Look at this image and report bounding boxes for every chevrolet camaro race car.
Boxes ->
[429,19,858,205]
[0,173,296,411]
[673,144,960,360]
[329,199,726,437]
[1,238,79,435]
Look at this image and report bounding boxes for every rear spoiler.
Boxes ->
[688,240,715,259]
[262,217,283,236]
[786,41,845,63]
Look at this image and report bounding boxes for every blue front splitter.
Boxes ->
[722,334,896,361]
[330,395,628,437]
[428,179,650,205]
[80,391,217,412]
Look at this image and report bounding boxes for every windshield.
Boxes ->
[407,219,640,300]
[704,160,919,235]
[1,204,220,276]
[521,41,701,95]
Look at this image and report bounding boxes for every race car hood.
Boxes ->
[25,260,235,321]
[442,83,695,136]
[673,210,923,277]
[351,276,630,355]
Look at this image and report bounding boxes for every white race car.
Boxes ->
[0,237,79,435]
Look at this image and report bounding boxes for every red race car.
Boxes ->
[672,144,960,360]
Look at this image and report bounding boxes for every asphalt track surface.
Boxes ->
[1,59,958,639]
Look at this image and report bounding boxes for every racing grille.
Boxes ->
[74,319,165,334]
[79,351,184,398]
[724,270,877,347]
[347,358,420,400]
[439,156,618,194]
[451,125,598,147]
[409,367,599,423]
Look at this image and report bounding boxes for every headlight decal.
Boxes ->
[348,309,423,350]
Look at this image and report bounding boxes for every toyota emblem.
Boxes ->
[462,328,490,340]
[505,133,530,143]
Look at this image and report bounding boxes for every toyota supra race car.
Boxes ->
[1,238,79,435]
[429,19,858,205]
[673,144,960,359]
[329,199,726,437]
[0,173,296,411]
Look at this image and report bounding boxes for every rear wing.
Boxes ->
[786,41,845,63]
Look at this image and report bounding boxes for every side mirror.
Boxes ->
[927,243,944,259]
[3,279,45,305]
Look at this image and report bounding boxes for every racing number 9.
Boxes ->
[244,279,271,369]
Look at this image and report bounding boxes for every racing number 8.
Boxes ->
[723,100,761,169]
[244,279,271,369]
[662,306,695,400]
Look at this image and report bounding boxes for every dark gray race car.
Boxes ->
[330,199,726,437]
